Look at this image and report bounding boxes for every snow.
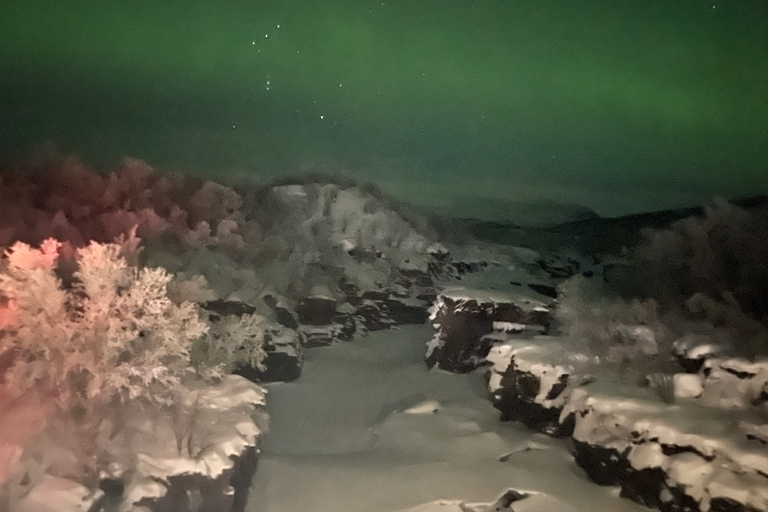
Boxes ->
[492,321,527,333]
[437,286,549,314]
[14,476,95,512]
[563,383,768,511]
[403,399,442,414]
[480,327,768,511]
[247,325,647,512]
[486,336,590,409]
[395,491,580,512]
[673,373,703,399]
[697,357,768,408]
[118,375,267,509]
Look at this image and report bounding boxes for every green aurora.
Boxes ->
[1,0,766,217]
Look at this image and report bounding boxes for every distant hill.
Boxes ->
[457,195,768,256]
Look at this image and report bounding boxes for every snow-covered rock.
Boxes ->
[563,386,768,512]
[426,288,551,372]
[253,183,445,301]
[486,336,590,437]
[120,375,267,512]
[672,373,704,399]
[672,336,723,373]
[395,488,577,512]
[14,476,96,512]
[695,357,768,409]
[482,332,768,512]
[298,322,353,347]
[384,296,432,325]
[237,322,304,382]
[296,295,338,325]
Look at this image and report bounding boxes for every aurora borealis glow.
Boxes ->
[1,0,766,217]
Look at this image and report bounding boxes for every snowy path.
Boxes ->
[247,325,649,512]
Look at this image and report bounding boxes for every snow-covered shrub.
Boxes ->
[624,198,768,357]
[0,238,207,408]
[631,199,768,322]
[682,292,768,359]
[0,237,213,501]
[555,276,670,377]
[191,313,267,380]
[0,155,261,255]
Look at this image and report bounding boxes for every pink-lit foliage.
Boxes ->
[0,155,260,254]
[0,235,209,500]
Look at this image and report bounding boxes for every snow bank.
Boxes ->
[15,376,267,512]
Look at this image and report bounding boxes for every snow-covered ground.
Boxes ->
[247,325,649,512]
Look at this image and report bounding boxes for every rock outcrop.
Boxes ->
[426,288,551,372]
[484,335,768,512]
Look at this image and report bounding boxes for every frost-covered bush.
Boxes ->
[623,198,768,357]
[0,154,441,307]
[192,313,267,380]
[0,236,216,503]
[0,238,207,408]
[631,198,768,323]
[555,276,671,377]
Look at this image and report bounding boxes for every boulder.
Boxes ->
[298,323,350,347]
[484,333,768,512]
[384,297,430,325]
[261,293,299,330]
[202,298,258,317]
[355,299,395,331]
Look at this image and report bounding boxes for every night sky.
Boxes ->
[1,0,766,218]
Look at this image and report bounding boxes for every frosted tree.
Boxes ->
[0,238,208,410]
[0,237,211,502]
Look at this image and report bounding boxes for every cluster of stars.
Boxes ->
[243,22,341,124]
